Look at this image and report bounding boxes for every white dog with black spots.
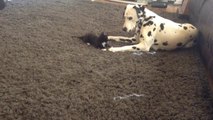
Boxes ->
[106,4,198,52]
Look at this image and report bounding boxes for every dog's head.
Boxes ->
[122,4,145,32]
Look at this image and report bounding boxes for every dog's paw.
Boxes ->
[102,48,107,51]
[107,36,116,40]
[102,47,115,52]
[108,47,118,52]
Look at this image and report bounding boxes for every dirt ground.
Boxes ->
[0,0,213,120]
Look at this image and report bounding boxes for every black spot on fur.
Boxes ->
[154,24,156,26]
[136,48,140,50]
[144,16,154,21]
[179,25,182,27]
[154,39,157,43]
[183,26,188,30]
[177,42,183,47]
[162,41,168,46]
[160,23,165,31]
[120,39,133,43]
[128,17,133,20]
[153,28,156,31]
[132,38,136,41]
[154,43,159,45]
[132,46,137,49]
[137,30,140,33]
[138,21,142,26]
[140,34,144,38]
[147,31,152,36]
[143,21,154,27]
[141,14,146,18]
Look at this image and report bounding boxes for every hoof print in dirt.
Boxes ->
[79,32,110,49]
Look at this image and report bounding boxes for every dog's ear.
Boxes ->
[133,5,144,12]
[133,6,137,10]
[133,6,139,13]
[140,5,145,12]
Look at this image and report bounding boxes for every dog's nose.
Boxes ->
[122,27,127,32]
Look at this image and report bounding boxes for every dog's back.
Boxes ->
[143,8,198,50]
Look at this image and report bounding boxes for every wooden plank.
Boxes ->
[106,0,147,5]
[178,0,190,15]
[92,0,147,5]
[93,0,180,14]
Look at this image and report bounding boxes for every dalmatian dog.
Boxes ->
[106,4,198,52]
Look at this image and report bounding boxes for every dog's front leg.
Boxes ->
[108,36,138,43]
[107,34,155,52]
[108,42,151,52]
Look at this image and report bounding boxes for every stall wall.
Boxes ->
[189,0,213,78]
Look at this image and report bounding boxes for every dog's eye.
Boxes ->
[128,17,133,20]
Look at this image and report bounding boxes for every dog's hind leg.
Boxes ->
[183,40,195,48]
[108,36,138,44]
